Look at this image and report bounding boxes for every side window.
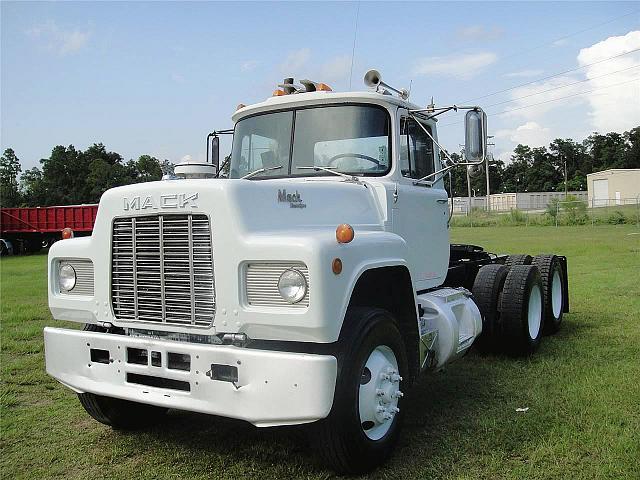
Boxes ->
[400,117,434,180]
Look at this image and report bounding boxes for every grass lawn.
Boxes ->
[1,225,639,479]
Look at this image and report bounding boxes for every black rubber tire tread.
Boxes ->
[504,254,533,267]
[472,264,509,352]
[313,307,408,475]
[499,265,544,356]
[78,393,168,430]
[79,323,168,430]
[532,254,564,335]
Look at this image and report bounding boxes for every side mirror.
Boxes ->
[209,135,220,170]
[464,109,487,162]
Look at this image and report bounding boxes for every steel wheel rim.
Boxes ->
[528,284,542,339]
[358,345,402,440]
[551,270,562,319]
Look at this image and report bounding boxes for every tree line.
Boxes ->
[1,126,639,208]
[0,144,172,207]
[448,126,639,197]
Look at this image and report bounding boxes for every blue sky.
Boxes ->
[2,1,639,170]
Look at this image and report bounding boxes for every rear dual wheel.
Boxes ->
[473,264,544,355]
[532,254,565,334]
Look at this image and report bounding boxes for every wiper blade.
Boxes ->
[297,165,359,182]
[241,165,283,179]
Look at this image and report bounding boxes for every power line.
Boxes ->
[440,76,640,127]
[460,47,640,103]
[496,9,640,65]
[484,64,640,108]
[490,77,639,116]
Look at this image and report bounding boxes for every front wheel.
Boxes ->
[313,308,408,475]
[78,393,168,430]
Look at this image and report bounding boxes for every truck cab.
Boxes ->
[44,72,568,474]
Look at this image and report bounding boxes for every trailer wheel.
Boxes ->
[532,254,565,335]
[499,265,544,355]
[78,393,168,430]
[504,254,533,267]
[313,308,408,475]
[472,264,509,351]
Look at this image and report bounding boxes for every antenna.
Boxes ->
[348,1,361,90]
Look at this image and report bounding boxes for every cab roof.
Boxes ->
[231,90,425,123]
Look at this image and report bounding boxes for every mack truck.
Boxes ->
[44,70,569,474]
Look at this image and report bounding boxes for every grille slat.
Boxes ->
[112,214,215,327]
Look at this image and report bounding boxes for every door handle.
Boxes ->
[436,199,448,204]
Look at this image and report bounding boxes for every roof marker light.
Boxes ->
[336,224,354,244]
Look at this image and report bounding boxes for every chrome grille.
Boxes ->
[246,262,309,307]
[111,214,215,327]
[60,259,94,296]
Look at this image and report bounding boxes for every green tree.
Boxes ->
[0,148,22,207]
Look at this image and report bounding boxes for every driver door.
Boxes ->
[392,110,450,290]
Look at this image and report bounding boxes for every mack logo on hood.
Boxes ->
[123,193,199,211]
[277,189,306,209]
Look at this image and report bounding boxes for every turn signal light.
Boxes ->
[317,83,332,92]
[273,89,286,96]
[332,258,343,275]
[61,227,74,240]
[236,103,246,111]
[336,224,354,243]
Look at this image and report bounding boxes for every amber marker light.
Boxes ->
[273,89,286,96]
[317,83,332,92]
[61,227,74,240]
[332,258,343,275]
[236,103,246,111]
[336,224,354,244]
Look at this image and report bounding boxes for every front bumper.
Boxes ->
[44,327,337,427]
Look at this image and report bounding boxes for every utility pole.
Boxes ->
[486,136,494,213]
[564,157,568,199]
[461,145,471,216]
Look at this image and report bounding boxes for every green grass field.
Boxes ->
[2,226,639,479]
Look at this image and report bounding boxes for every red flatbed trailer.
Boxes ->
[0,205,98,254]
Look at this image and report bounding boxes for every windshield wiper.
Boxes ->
[241,165,283,179]
[297,165,359,182]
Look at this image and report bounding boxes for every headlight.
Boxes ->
[59,264,77,291]
[277,268,307,304]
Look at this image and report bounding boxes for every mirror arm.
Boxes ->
[408,112,486,186]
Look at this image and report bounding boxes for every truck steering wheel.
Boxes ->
[327,153,380,167]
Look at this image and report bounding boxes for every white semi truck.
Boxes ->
[44,70,569,474]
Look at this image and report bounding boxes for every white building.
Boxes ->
[587,169,640,207]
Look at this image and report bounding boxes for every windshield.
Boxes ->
[229,105,391,179]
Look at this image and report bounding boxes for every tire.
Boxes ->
[78,393,168,430]
[504,254,533,267]
[313,308,408,475]
[532,254,565,335]
[0,241,8,257]
[78,323,167,429]
[499,265,544,356]
[472,264,509,351]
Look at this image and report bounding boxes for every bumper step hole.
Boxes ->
[90,348,110,364]
[127,348,148,365]
[151,351,162,367]
[168,353,191,371]
[126,373,190,392]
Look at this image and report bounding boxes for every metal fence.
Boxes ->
[450,196,640,227]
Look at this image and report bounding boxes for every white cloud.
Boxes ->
[553,38,569,47]
[280,48,311,75]
[171,73,185,83]
[456,25,503,42]
[577,30,640,133]
[180,154,192,163]
[505,69,544,78]
[495,121,552,148]
[26,20,90,55]
[413,52,498,79]
[241,60,259,72]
